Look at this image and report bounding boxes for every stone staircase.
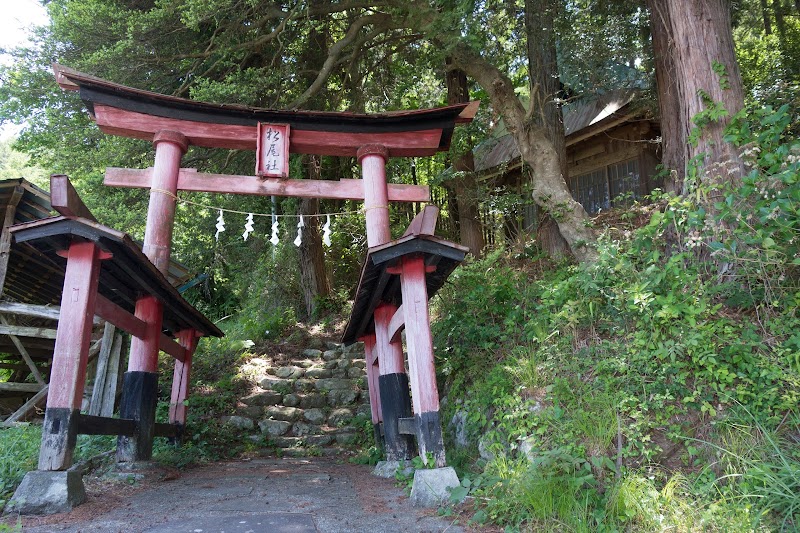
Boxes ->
[220,341,371,454]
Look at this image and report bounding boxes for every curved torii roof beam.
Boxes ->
[54,64,479,157]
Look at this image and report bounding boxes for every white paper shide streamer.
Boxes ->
[215,210,225,241]
[242,213,254,241]
[294,215,305,247]
[270,214,279,246]
[322,214,332,247]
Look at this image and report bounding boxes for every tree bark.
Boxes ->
[446,57,486,257]
[650,0,745,196]
[446,42,597,264]
[773,0,787,41]
[298,168,332,318]
[525,0,570,259]
[760,0,773,34]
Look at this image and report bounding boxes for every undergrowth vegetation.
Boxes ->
[433,103,800,531]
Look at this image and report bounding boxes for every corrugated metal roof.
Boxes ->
[473,90,639,174]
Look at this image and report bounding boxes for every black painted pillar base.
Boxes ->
[373,423,384,449]
[378,372,414,461]
[117,371,158,463]
[38,408,79,471]
[416,411,446,468]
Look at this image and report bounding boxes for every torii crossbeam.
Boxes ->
[53,64,478,467]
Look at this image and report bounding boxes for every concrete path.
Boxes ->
[6,457,466,533]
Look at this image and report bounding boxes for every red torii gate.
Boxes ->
[53,65,477,467]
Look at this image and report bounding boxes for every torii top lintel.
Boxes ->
[54,64,479,158]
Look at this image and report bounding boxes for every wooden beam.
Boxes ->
[0,315,46,385]
[76,414,135,436]
[401,205,439,237]
[93,105,449,157]
[0,302,63,322]
[2,385,48,425]
[95,294,146,339]
[104,168,431,203]
[160,333,186,362]
[0,382,44,393]
[387,304,405,344]
[0,324,58,339]
[0,185,25,296]
[49,174,97,221]
[88,322,117,417]
[153,422,180,438]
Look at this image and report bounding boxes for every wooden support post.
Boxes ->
[38,241,103,471]
[361,335,384,449]
[88,323,123,417]
[358,145,391,248]
[168,329,198,429]
[119,130,186,463]
[374,303,414,461]
[399,254,446,467]
[0,315,46,386]
[0,185,24,296]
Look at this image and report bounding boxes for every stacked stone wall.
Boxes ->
[220,342,370,452]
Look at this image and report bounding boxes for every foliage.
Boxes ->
[434,102,800,529]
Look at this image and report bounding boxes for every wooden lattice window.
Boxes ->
[608,158,640,206]
[570,158,641,215]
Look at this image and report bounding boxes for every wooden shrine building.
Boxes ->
[41,64,477,474]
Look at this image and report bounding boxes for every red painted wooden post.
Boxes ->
[39,241,104,471]
[374,303,414,460]
[361,334,384,449]
[119,130,187,463]
[399,254,446,467]
[169,329,198,427]
[358,144,391,248]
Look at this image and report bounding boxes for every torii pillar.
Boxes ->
[358,145,416,461]
[117,131,192,462]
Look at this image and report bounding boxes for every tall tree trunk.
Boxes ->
[647,0,686,193]
[760,0,773,34]
[295,8,331,318]
[773,0,787,40]
[298,158,332,319]
[446,57,486,257]
[650,0,745,197]
[446,42,598,264]
[525,0,570,259]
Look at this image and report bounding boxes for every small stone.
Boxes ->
[299,394,327,409]
[293,378,315,392]
[328,389,358,406]
[275,366,304,379]
[373,460,414,479]
[304,408,327,424]
[302,348,323,358]
[292,422,319,437]
[266,406,303,422]
[322,350,339,361]
[296,359,315,368]
[342,342,363,355]
[241,391,283,406]
[324,341,341,351]
[356,403,372,418]
[259,419,291,436]
[220,416,254,430]
[306,435,333,446]
[283,394,301,407]
[236,405,263,418]
[271,436,304,448]
[305,367,332,379]
[450,410,469,448]
[410,467,461,507]
[347,367,363,378]
[331,369,347,378]
[335,432,357,445]
[315,378,354,391]
[260,376,291,392]
[328,408,354,426]
[350,359,366,369]
[323,360,339,369]
[338,359,351,369]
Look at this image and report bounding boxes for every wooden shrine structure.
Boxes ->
[47,64,477,469]
[0,177,196,427]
